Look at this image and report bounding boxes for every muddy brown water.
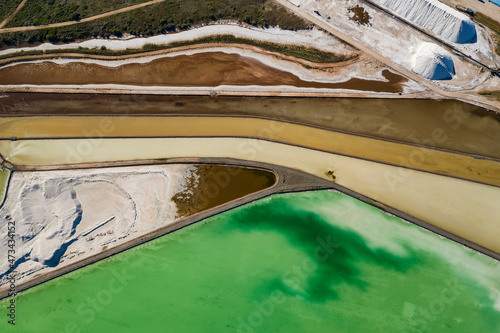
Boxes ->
[349,5,371,26]
[172,165,276,218]
[1,93,499,159]
[0,52,406,93]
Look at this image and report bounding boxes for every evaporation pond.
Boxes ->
[2,190,499,332]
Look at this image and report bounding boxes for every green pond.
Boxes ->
[1,190,499,332]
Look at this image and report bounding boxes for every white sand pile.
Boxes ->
[0,165,196,286]
[410,42,455,80]
[373,0,477,44]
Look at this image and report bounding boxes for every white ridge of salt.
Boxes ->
[0,25,352,56]
[411,42,455,80]
[373,0,477,44]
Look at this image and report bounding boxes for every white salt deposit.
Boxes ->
[373,0,477,44]
[0,165,197,286]
[0,25,354,57]
[411,42,455,80]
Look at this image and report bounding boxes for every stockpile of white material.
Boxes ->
[411,42,455,80]
[0,165,194,284]
[373,0,477,44]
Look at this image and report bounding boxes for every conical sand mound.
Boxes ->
[411,43,455,80]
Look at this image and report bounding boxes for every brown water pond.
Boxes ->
[0,52,406,92]
[172,164,276,218]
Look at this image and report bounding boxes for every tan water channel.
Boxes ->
[0,116,498,186]
[1,93,499,159]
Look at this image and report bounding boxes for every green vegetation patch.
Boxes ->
[469,12,500,56]
[0,0,310,47]
[0,0,23,23]
[0,34,353,65]
[0,169,10,206]
[5,0,151,27]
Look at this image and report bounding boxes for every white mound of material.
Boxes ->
[411,42,455,80]
[373,0,477,44]
[0,165,195,284]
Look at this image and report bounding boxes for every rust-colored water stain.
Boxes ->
[172,165,276,218]
[0,52,405,93]
[349,5,371,26]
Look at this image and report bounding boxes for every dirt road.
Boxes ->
[0,0,164,33]
[440,0,500,22]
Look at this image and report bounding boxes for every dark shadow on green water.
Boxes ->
[226,197,421,302]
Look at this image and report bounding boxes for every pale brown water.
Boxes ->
[1,93,499,159]
[0,52,406,92]
[349,5,371,26]
[172,165,276,217]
